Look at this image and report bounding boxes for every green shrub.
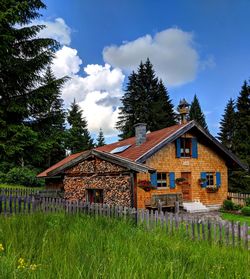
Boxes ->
[233,204,242,210]
[241,206,250,216]
[245,197,250,206]
[5,167,44,187]
[223,199,235,211]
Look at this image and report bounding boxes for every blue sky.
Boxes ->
[40,0,250,142]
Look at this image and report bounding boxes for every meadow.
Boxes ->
[0,213,249,279]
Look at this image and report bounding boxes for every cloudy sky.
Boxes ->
[38,0,250,142]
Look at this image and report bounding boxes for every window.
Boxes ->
[206,173,214,186]
[157,172,167,187]
[87,189,104,203]
[180,138,192,157]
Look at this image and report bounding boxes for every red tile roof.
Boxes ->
[37,123,187,178]
[95,123,187,161]
[37,151,86,177]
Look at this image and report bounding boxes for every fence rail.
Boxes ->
[0,194,249,250]
[228,192,250,206]
[0,188,63,198]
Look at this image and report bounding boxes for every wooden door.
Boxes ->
[181,172,192,201]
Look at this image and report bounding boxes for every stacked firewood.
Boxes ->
[64,175,131,207]
[96,158,126,173]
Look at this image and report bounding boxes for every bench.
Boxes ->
[145,193,183,210]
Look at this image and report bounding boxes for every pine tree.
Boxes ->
[151,80,176,129]
[96,129,105,147]
[233,81,250,162]
[0,0,61,170]
[116,59,176,139]
[189,94,208,131]
[230,81,250,193]
[66,100,93,153]
[31,67,68,168]
[217,98,236,151]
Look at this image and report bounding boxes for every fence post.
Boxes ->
[244,223,248,250]
[231,221,235,247]
[175,201,179,214]
[237,222,241,248]
[9,195,12,215]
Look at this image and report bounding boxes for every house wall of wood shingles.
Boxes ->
[63,157,132,207]
[136,133,228,208]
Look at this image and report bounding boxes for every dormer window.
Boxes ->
[176,137,198,158]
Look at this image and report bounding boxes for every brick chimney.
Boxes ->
[134,123,147,146]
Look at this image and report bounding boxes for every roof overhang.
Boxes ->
[46,149,155,178]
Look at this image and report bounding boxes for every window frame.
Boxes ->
[156,172,169,188]
[180,138,192,158]
[206,172,215,186]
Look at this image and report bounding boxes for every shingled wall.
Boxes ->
[137,132,228,208]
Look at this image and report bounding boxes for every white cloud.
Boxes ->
[35,17,71,45]
[103,28,201,86]
[51,46,125,136]
[79,91,120,136]
[52,46,82,78]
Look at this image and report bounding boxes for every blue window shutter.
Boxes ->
[150,172,157,187]
[200,172,207,188]
[192,138,198,158]
[169,172,175,188]
[216,172,221,188]
[176,138,181,158]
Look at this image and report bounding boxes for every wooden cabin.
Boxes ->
[37,120,246,210]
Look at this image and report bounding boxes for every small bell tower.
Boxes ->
[177,98,190,124]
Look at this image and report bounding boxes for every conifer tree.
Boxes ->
[0,0,62,170]
[233,81,250,162]
[66,100,93,153]
[96,129,105,147]
[116,59,176,139]
[31,67,68,168]
[217,98,236,151]
[189,94,208,131]
[230,81,250,193]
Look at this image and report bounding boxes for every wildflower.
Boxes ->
[29,264,38,271]
[0,244,4,252]
[17,257,26,269]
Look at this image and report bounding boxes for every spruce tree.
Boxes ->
[189,94,208,131]
[31,67,68,168]
[0,0,62,170]
[217,98,236,151]
[233,81,250,162]
[230,81,250,193]
[116,58,176,139]
[66,100,93,153]
[96,129,105,147]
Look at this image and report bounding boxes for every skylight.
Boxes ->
[110,144,131,154]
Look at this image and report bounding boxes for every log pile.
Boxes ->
[95,158,126,173]
[65,159,95,174]
[64,175,131,207]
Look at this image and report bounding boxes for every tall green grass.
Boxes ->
[0,213,249,278]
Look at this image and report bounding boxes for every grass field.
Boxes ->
[0,213,249,279]
[221,212,250,226]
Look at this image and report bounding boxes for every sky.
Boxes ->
[37,0,250,143]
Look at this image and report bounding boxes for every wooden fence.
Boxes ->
[0,188,63,198]
[228,192,250,206]
[0,194,249,250]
